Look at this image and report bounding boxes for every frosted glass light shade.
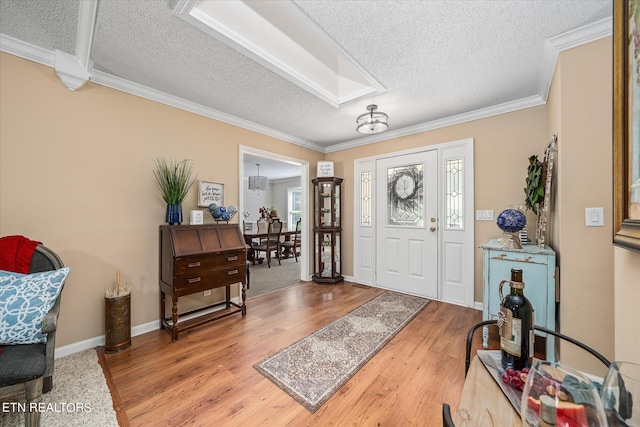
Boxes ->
[249,175,268,193]
[356,104,389,134]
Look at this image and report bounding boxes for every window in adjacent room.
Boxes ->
[288,187,302,227]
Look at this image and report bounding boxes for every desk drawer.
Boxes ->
[175,251,246,273]
[174,265,246,289]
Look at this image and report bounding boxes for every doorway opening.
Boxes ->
[239,146,310,298]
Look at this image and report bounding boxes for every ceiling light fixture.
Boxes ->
[356,104,389,134]
[248,163,268,195]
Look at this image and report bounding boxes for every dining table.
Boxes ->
[455,352,521,426]
[243,225,297,264]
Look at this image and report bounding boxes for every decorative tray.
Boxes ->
[477,350,523,415]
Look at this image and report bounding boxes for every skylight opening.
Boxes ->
[175,0,385,107]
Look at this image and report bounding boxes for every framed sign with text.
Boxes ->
[317,161,334,177]
[198,181,224,208]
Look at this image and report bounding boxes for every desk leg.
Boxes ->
[225,285,231,308]
[171,295,179,342]
[160,290,166,329]
[241,281,247,316]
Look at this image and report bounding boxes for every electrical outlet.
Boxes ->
[203,290,212,296]
[476,210,494,221]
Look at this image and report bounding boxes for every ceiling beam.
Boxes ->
[53,0,98,91]
[76,0,98,70]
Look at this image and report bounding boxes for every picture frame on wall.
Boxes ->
[613,0,640,253]
[317,161,334,177]
[198,180,224,208]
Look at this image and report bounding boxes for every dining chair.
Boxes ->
[280,218,301,262]
[256,217,269,243]
[252,219,282,268]
[464,320,611,377]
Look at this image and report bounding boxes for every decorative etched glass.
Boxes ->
[361,171,372,226]
[446,158,463,229]
[387,164,423,226]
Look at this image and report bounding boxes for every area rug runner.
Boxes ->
[254,291,429,412]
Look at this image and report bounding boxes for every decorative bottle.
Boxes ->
[498,268,534,370]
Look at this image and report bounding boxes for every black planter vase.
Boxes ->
[166,204,183,225]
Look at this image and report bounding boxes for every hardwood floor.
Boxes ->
[101,281,484,426]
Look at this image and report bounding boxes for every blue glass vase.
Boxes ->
[496,209,526,233]
[496,209,526,249]
[166,204,183,226]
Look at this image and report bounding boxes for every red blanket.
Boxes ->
[0,235,41,273]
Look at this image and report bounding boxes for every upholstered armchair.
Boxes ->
[0,244,66,427]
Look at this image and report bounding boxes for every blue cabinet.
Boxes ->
[481,238,557,361]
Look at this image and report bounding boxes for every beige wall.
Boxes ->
[0,52,324,347]
[546,38,616,373]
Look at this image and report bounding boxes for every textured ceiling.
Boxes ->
[1,0,612,166]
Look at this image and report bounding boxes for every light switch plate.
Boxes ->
[585,207,604,226]
[476,210,494,221]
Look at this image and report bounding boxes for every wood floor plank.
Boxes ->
[102,281,483,426]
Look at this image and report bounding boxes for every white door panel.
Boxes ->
[440,142,475,306]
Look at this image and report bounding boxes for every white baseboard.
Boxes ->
[55,297,246,358]
[474,301,483,311]
[55,319,161,358]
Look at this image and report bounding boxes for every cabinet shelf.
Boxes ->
[312,177,343,284]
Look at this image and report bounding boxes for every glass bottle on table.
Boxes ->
[499,268,534,371]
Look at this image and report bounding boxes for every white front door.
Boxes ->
[375,151,438,298]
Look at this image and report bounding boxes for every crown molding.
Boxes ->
[327,17,614,153]
[55,50,90,91]
[172,0,198,16]
[325,95,546,153]
[0,33,324,152]
[0,33,55,67]
[538,17,612,101]
[90,69,326,152]
[1,15,613,154]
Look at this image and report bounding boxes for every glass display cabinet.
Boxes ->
[312,177,343,283]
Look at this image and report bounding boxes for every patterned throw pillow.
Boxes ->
[0,267,70,344]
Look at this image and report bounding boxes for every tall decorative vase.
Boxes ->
[104,293,131,353]
[166,204,183,225]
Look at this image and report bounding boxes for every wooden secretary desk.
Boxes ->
[159,223,247,341]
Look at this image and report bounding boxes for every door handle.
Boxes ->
[430,226,437,232]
